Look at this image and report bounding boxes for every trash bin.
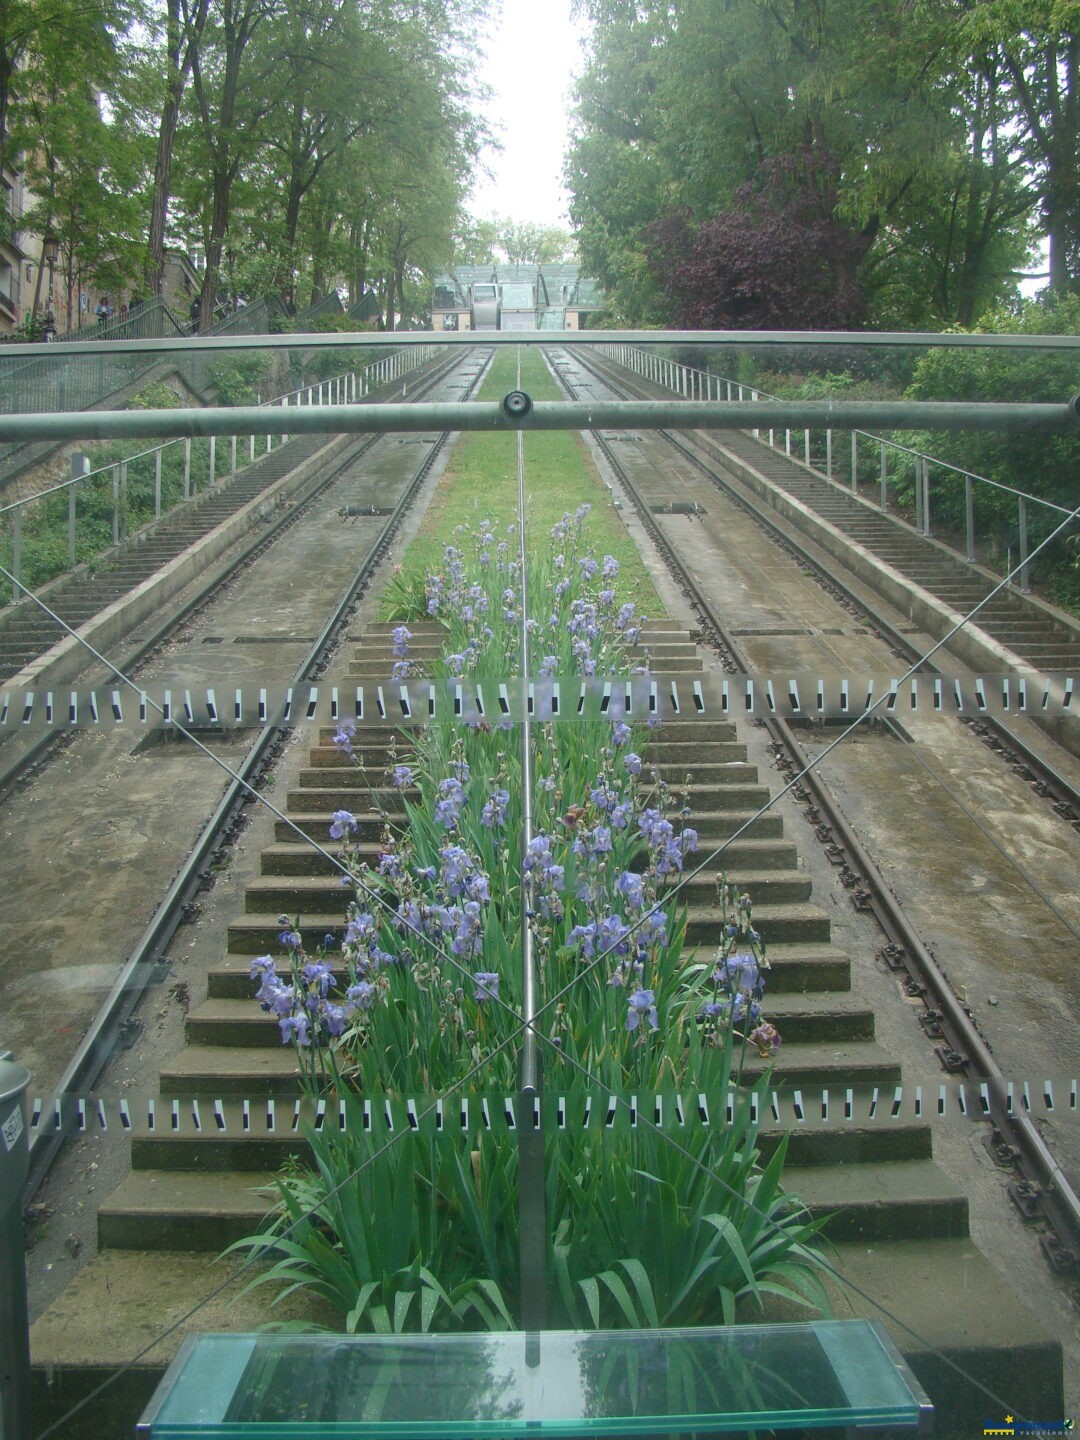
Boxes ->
[0,1056,32,1440]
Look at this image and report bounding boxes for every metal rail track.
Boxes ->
[550,342,1080,1285]
[0,348,473,799]
[22,346,494,1196]
[570,345,1080,828]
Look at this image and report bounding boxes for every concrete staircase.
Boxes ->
[30,623,1064,1437]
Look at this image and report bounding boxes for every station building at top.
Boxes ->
[430,265,604,332]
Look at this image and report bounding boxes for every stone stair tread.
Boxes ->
[30,1250,333,1371]
[99,1167,276,1223]
[209,939,852,996]
[788,1156,964,1199]
[158,1037,898,1091]
[98,1154,966,1252]
[828,1238,1063,1418]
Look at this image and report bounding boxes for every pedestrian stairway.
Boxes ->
[29,623,1064,1437]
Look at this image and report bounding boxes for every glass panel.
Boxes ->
[142,1323,927,1437]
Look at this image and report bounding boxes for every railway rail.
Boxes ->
[552,339,1080,1258]
[3,338,1079,1435]
[0,344,493,1134]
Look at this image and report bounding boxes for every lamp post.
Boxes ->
[41,229,58,338]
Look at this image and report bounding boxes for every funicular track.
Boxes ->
[8,339,1080,1436]
[553,342,1080,1203]
[0,346,474,685]
[1,344,494,1156]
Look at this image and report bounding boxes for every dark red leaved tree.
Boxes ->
[643,153,868,329]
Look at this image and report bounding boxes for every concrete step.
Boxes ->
[123,1111,931,1177]
[828,1238,1063,1427]
[96,1153,965,1253]
[157,1036,895,1096]
[208,938,851,1000]
[291,761,761,790]
[240,868,815,915]
[273,807,788,844]
[283,781,775,813]
[304,740,753,768]
[257,835,801,876]
[225,899,832,951]
[184,988,872,1050]
[314,722,744,747]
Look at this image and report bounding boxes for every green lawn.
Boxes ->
[386,346,663,618]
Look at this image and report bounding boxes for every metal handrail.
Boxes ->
[598,341,1078,591]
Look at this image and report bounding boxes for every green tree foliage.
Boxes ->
[565,0,1049,326]
[904,294,1080,603]
[6,0,492,324]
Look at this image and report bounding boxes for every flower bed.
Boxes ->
[230,512,829,1333]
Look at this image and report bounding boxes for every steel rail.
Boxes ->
[22,347,493,1197]
[554,344,1080,1271]
[7,328,1080,358]
[578,346,1080,823]
[0,346,470,792]
[1,397,1079,445]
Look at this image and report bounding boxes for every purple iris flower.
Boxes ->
[329,809,358,840]
[626,989,658,1032]
[473,971,500,1002]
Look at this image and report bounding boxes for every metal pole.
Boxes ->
[851,432,858,493]
[230,435,237,474]
[208,436,216,486]
[1019,497,1030,591]
[11,505,20,603]
[513,358,546,1335]
[0,1055,32,1440]
[914,459,924,533]
[119,460,128,537]
[111,464,120,545]
[154,449,163,518]
[965,476,975,562]
[923,457,932,538]
[826,428,833,480]
[880,444,888,512]
[2,398,1078,444]
[183,439,191,500]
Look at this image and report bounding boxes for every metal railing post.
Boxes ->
[249,434,256,463]
[71,453,88,565]
[230,435,238,475]
[965,476,975,562]
[880,443,888,512]
[119,460,128,536]
[11,506,21,602]
[112,464,120,544]
[851,432,858,493]
[0,1056,32,1440]
[826,428,833,480]
[914,458,924,533]
[805,430,811,466]
[183,439,191,500]
[155,449,163,517]
[209,436,216,486]
[923,458,932,538]
[1019,496,1030,591]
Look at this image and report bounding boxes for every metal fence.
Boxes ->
[1,342,436,604]
[598,342,1074,593]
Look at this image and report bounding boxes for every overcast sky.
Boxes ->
[467,0,587,230]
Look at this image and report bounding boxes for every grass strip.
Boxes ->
[386,346,663,618]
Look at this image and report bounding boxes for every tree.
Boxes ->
[494,218,576,265]
[643,153,867,329]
